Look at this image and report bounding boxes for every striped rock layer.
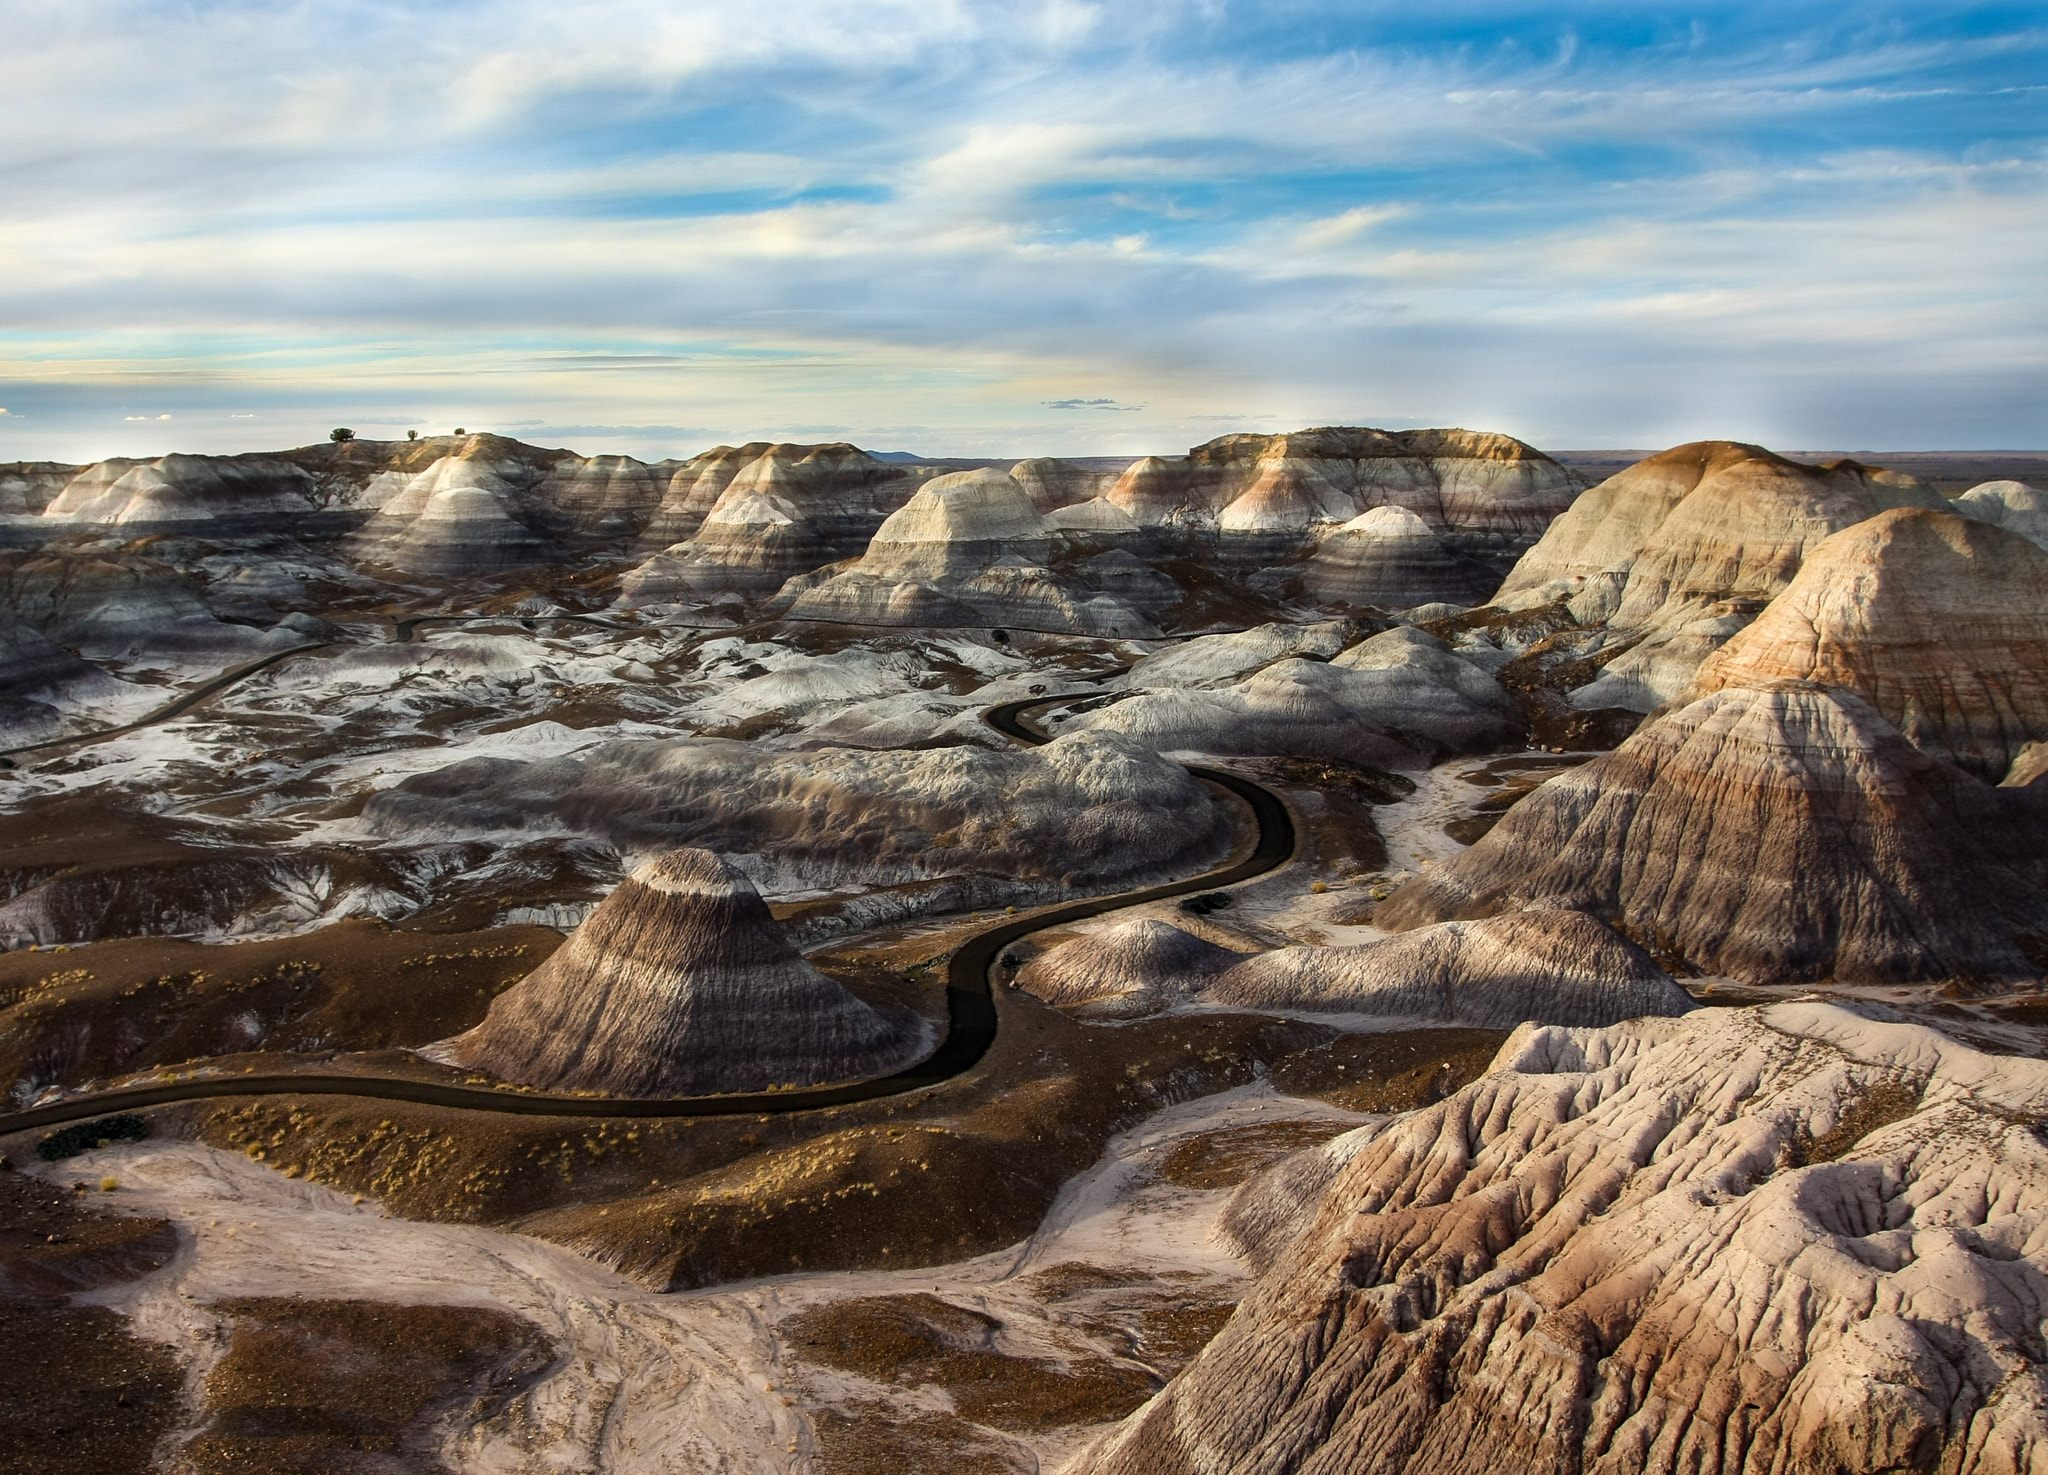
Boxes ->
[1375,681,2048,987]
[438,848,921,1096]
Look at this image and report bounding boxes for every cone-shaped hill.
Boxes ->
[1015,918,1242,1017]
[1376,681,2048,988]
[433,848,925,1096]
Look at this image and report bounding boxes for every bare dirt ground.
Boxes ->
[18,1080,1361,1473]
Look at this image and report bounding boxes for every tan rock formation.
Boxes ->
[632,441,914,556]
[618,487,833,607]
[1376,682,2048,986]
[1014,918,1240,1018]
[1103,427,1585,535]
[433,848,922,1096]
[0,462,81,515]
[1687,508,2048,779]
[1484,442,1946,714]
[1079,1002,2048,1475]
[1207,910,1693,1025]
[1009,457,1114,513]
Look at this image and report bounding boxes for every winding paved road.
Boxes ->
[0,695,1294,1136]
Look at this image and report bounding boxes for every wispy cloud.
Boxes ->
[0,2,2042,460]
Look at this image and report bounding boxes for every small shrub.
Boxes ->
[329,427,356,443]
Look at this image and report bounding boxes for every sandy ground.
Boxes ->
[29,1081,1362,1473]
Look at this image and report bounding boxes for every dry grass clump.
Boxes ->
[178,1297,553,1474]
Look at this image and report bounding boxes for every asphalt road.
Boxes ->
[0,695,1294,1136]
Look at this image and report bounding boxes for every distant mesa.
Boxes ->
[1376,681,2048,988]
[1106,426,1586,538]
[1210,909,1691,1025]
[430,848,925,1096]
[783,467,1155,635]
[1685,507,2048,780]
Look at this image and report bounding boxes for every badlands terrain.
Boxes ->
[5,427,2048,1473]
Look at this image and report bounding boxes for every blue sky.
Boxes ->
[0,0,2042,462]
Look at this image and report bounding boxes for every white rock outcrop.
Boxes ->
[786,469,1154,633]
[1954,479,2048,550]
[1080,1002,2048,1475]
[1014,918,1242,1018]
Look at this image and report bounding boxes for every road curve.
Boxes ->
[0,696,1294,1136]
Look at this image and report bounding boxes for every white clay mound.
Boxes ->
[1079,1001,2048,1475]
[1205,909,1694,1025]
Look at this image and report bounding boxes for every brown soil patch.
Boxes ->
[1266,1027,1512,1113]
[1442,754,1592,845]
[1791,1078,1926,1167]
[1157,1119,1352,1189]
[810,1399,1030,1475]
[784,1292,1156,1432]
[0,920,563,1098]
[179,1297,553,1474]
[1243,754,1413,877]
[0,1165,183,1475]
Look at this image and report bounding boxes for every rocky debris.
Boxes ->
[1014,918,1242,1018]
[786,469,1153,633]
[431,848,922,1095]
[1484,442,1946,716]
[1207,910,1694,1025]
[1953,479,2048,550]
[1303,506,1495,610]
[1687,507,2048,779]
[1078,1002,2048,1475]
[364,727,1233,905]
[1079,624,1520,767]
[1377,681,2048,987]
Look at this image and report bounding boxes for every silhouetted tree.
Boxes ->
[406,429,418,441]
[330,427,356,443]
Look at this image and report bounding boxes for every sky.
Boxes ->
[0,1,2043,464]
